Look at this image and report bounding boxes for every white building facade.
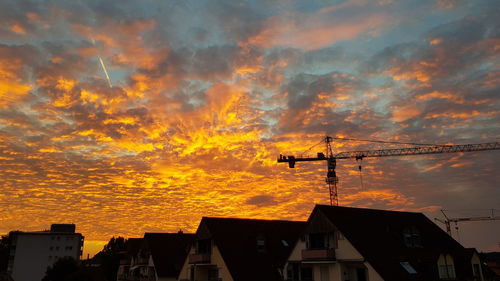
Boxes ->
[7,224,84,281]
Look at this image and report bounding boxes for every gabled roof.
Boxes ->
[126,238,143,257]
[143,232,195,278]
[314,205,475,281]
[199,217,306,281]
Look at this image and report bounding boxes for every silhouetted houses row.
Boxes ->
[117,205,490,281]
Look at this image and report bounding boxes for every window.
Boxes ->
[438,254,456,279]
[439,265,456,279]
[286,263,300,281]
[65,246,73,251]
[189,266,195,281]
[208,268,219,281]
[300,267,313,281]
[257,235,266,252]
[472,264,481,280]
[49,246,53,251]
[403,226,422,248]
[309,233,326,249]
[197,239,211,254]
[257,239,265,252]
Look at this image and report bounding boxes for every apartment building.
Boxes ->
[7,224,84,281]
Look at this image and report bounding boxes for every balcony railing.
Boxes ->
[188,253,211,264]
[301,249,336,261]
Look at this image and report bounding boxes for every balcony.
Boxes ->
[301,249,336,261]
[188,253,211,264]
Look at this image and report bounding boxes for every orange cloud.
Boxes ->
[391,104,421,122]
[11,24,27,35]
[247,9,387,50]
[424,110,498,119]
[0,61,32,108]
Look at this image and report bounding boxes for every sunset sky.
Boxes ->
[1,0,499,257]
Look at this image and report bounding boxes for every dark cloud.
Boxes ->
[204,0,266,42]
[246,195,278,207]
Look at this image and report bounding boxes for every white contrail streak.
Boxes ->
[98,56,113,88]
[90,36,112,88]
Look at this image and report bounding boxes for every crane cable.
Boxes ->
[301,136,441,157]
[357,158,364,190]
[300,139,326,157]
[331,136,442,146]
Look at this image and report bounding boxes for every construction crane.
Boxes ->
[277,136,500,206]
[435,209,500,237]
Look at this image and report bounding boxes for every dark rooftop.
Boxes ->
[200,217,306,281]
[143,232,195,278]
[314,205,477,281]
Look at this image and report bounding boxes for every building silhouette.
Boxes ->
[7,224,84,281]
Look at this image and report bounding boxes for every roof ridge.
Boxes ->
[202,216,305,223]
[144,232,195,235]
[316,204,422,215]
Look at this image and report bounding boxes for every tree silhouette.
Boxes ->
[41,257,85,281]
[0,233,12,272]
[93,237,127,281]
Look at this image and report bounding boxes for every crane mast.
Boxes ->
[277,137,500,206]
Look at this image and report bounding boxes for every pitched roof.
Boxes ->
[143,232,195,278]
[314,205,475,281]
[200,217,306,281]
[126,238,143,257]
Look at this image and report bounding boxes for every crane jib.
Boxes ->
[333,142,500,159]
[277,142,500,163]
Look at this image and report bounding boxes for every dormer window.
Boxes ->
[472,263,482,281]
[438,254,456,280]
[403,226,422,248]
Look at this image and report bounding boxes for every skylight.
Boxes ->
[400,262,417,274]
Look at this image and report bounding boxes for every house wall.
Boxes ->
[335,235,363,260]
[365,263,384,281]
[211,245,233,281]
[288,239,305,261]
[285,230,384,281]
[177,244,234,281]
[178,246,193,280]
